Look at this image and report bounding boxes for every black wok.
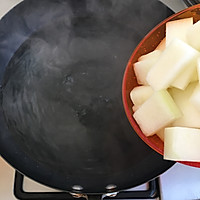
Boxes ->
[0,0,174,197]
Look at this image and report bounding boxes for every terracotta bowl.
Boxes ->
[122,4,200,168]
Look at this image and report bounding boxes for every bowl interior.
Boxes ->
[122,5,200,168]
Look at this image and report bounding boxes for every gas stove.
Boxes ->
[2,156,200,200]
[1,0,200,200]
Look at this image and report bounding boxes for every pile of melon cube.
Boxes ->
[131,17,200,162]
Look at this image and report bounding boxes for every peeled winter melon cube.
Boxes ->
[138,50,161,61]
[156,124,172,141]
[170,63,197,90]
[164,127,200,162]
[133,90,182,136]
[190,68,198,83]
[190,84,200,112]
[156,128,165,141]
[134,50,161,85]
[172,45,198,88]
[170,40,199,90]
[197,58,200,83]
[146,38,200,91]
[187,20,200,51]
[169,82,200,128]
[166,17,193,47]
[132,105,140,112]
[155,37,166,51]
[130,86,153,106]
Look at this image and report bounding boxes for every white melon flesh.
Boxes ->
[166,17,193,47]
[197,58,200,83]
[191,68,198,83]
[170,64,197,90]
[134,50,161,85]
[169,82,200,128]
[138,50,161,61]
[170,46,199,90]
[146,38,200,91]
[130,86,153,106]
[133,90,182,136]
[155,37,166,51]
[173,57,198,86]
[164,127,200,162]
[156,128,165,141]
[132,105,140,112]
[187,20,200,51]
[190,84,200,112]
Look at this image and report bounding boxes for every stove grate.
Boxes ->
[14,171,160,200]
[183,0,200,6]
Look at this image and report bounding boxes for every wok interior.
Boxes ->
[1,3,152,182]
[0,0,175,192]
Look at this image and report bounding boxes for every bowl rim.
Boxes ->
[122,4,200,167]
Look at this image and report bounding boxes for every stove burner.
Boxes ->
[14,171,160,200]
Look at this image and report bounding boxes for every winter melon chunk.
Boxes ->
[134,50,161,85]
[169,82,200,128]
[166,17,193,47]
[197,58,200,83]
[133,90,182,136]
[130,86,153,106]
[138,50,161,62]
[155,37,166,51]
[190,68,198,83]
[170,63,197,90]
[146,38,200,91]
[187,20,200,51]
[164,127,200,162]
[156,128,165,141]
[190,84,200,112]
